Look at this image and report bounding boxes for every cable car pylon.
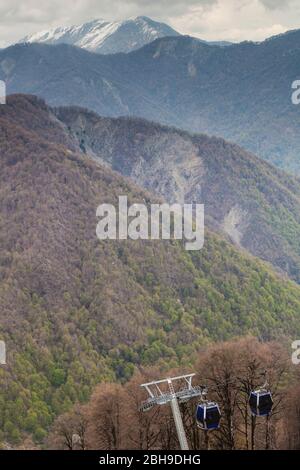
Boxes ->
[140,373,203,450]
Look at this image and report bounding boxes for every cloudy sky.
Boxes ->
[1,0,300,48]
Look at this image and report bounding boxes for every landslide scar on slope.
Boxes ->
[222,206,248,246]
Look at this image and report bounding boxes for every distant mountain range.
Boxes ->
[2,95,300,443]
[19,17,180,54]
[18,16,231,54]
[2,30,300,173]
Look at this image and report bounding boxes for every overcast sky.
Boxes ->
[1,0,300,48]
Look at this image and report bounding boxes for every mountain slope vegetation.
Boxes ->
[1,95,300,444]
[56,106,300,284]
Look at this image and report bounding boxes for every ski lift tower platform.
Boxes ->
[140,373,202,450]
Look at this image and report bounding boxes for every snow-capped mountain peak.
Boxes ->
[19,16,180,54]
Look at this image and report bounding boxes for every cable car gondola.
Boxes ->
[196,401,221,431]
[249,371,273,417]
[249,389,273,417]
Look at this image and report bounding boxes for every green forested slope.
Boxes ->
[0,95,300,444]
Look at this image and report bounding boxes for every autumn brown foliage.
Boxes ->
[47,338,300,450]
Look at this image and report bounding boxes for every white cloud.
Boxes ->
[0,0,300,47]
[170,0,297,42]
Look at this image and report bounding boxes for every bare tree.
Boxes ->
[47,404,88,450]
[87,383,126,450]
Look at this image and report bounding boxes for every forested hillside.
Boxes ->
[1,95,300,445]
[57,106,300,284]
